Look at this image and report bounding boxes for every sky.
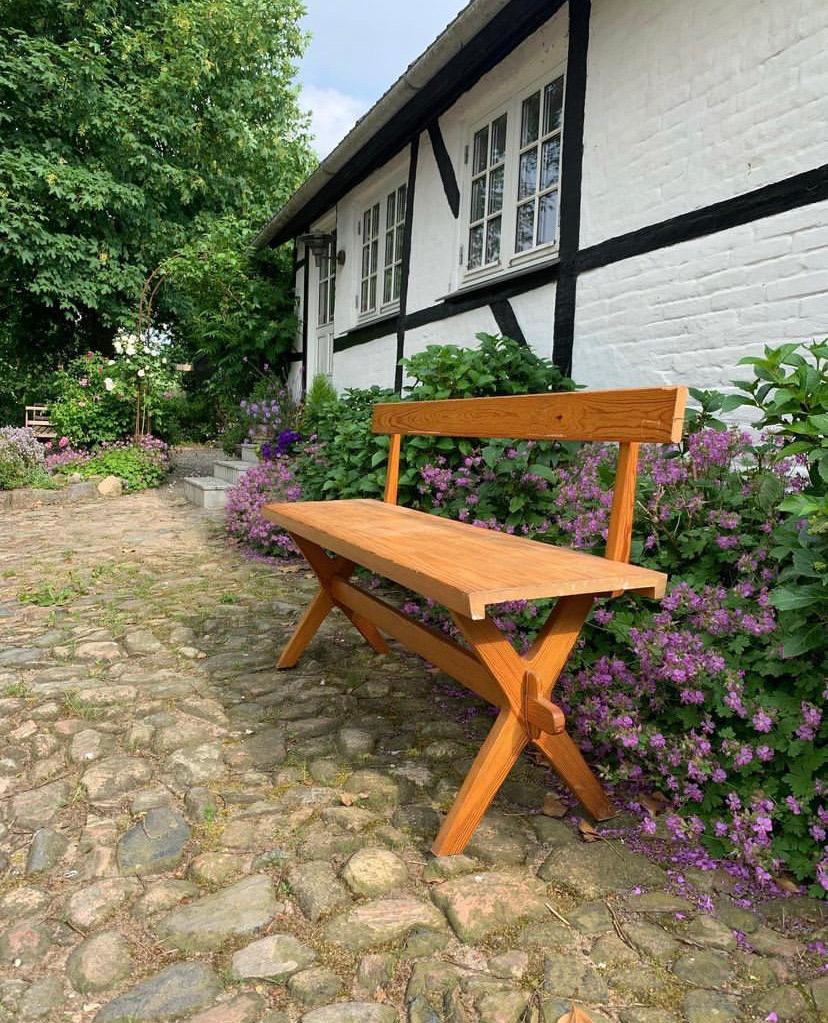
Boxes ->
[298,0,470,157]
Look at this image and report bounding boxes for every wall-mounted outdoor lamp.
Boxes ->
[298,232,333,267]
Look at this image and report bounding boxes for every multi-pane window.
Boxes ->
[383,184,407,304]
[463,71,565,274]
[515,75,564,252]
[359,203,380,313]
[467,113,507,270]
[317,236,336,326]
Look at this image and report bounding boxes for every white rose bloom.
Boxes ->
[137,368,146,377]
[161,357,167,364]
[104,377,114,391]
[113,340,123,354]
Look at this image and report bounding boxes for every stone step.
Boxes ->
[240,443,259,464]
[213,459,251,485]
[182,476,232,510]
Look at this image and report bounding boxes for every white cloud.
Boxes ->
[300,85,369,158]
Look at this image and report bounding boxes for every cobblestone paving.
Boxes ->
[0,487,825,1023]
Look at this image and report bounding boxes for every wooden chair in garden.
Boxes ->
[24,405,56,440]
[264,386,687,856]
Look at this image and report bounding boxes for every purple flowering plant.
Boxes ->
[0,426,46,489]
[411,411,825,890]
[224,335,827,890]
[225,455,301,559]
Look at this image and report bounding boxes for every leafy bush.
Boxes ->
[0,426,46,489]
[403,332,576,399]
[49,354,134,445]
[161,391,221,444]
[295,334,575,506]
[48,332,184,446]
[305,373,338,418]
[726,340,827,658]
[76,436,171,491]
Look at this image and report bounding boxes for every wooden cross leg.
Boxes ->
[277,534,389,669]
[276,547,614,855]
[432,594,614,855]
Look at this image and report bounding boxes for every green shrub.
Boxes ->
[295,334,575,505]
[305,372,338,414]
[724,340,827,658]
[49,354,134,444]
[77,438,170,491]
[162,391,221,444]
[402,332,576,399]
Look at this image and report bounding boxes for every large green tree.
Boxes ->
[0,0,313,417]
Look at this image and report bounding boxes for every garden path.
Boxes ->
[0,486,824,1023]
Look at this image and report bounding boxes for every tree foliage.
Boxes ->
[0,0,313,415]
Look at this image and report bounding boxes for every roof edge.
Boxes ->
[253,0,520,250]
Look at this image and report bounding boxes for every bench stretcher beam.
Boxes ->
[277,533,615,855]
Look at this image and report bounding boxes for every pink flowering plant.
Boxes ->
[43,436,89,472]
[225,455,301,559]
[72,435,171,491]
[410,398,826,890]
[223,335,827,890]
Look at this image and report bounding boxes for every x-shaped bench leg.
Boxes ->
[432,595,614,856]
[277,534,389,669]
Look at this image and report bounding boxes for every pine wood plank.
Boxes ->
[431,709,528,855]
[277,588,333,668]
[605,441,640,563]
[384,433,401,504]
[264,499,666,619]
[534,730,615,821]
[328,577,506,710]
[372,386,687,443]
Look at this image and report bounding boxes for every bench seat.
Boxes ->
[263,498,666,620]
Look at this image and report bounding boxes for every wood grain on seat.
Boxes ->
[263,498,666,620]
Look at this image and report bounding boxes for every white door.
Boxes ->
[315,237,336,381]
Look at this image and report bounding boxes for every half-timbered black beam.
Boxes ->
[395,135,420,393]
[427,119,460,218]
[551,0,591,377]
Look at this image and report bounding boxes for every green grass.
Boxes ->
[2,681,31,698]
[18,582,79,606]
[61,689,104,720]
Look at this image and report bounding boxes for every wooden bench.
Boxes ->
[24,405,56,440]
[264,386,687,855]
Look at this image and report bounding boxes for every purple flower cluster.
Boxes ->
[229,411,825,890]
[225,456,301,559]
[239,384,302,443]
[261,430,302,460]
[397,427,828,889]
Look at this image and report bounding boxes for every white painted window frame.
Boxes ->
[317,235,336,328]
[382,183,408,306]
[356,179,408,322]
[459,62,566,285]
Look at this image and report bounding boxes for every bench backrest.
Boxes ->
[371,386,687,565]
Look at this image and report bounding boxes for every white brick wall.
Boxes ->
[581,0,828,246]
[334,336,398,392]
[286,0,828,401]
[573,199,828,399]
